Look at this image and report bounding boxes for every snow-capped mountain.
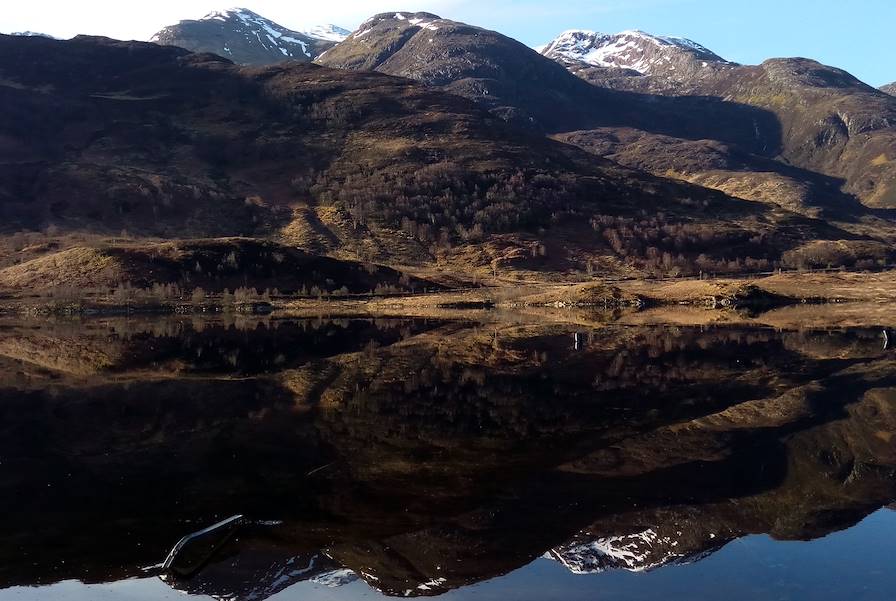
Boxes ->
[9,31,55,38]
[151,8,348,65]
[539,29,730,78]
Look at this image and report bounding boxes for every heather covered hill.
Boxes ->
[691,59,896,209]
[537,30,896,209]
[315,13,777,148]
[322,14,896,213]
[0,239,432,295]
[316,11,606,131]
[1,33,876,281]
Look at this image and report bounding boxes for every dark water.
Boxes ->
[0,317,894,600]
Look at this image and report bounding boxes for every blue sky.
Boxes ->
[1,0,892,86]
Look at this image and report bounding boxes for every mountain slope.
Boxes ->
[316,12,605,130]
[538,32,896,208]
[0,33,877,281]
[317,14,896,215]
[316,13,790,164]
[151,8,347,64]
[882,82,896,96]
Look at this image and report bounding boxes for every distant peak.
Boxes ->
[152,6,348,63]
[540,28,728,75]
[190,7,349,43]
[9,31,56,39]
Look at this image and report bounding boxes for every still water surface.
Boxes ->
[0,317,894,600]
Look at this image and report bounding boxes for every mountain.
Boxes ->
[4,33,868,284]
[882,82,896,95]
[538,29,732,85]
[533,29,896,209]
[315,14,779,154]
[319,14,896,215]
[151,8,347,64]
[316,12,605,130]
[9,31,55,38]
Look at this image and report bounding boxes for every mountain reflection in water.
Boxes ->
[0,317,894,600]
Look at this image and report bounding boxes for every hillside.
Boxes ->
[0,239,431,295]
[882,82,896,95]
[2,33,879,286]
[536,30,896,208]
[316,12,605,131]
[322,14,896,214]
[151,8,347,64]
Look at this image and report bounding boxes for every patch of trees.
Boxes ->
[313,164,594,246]
[310,160,796,275]
[588,214,778,276]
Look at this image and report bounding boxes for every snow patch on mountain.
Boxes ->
[302,24,351,42]
[311,568,360,587]
[199,8,348,44]
[539,29,729,75]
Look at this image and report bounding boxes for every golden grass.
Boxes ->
[0,247,122,289]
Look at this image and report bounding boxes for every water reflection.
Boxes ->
[0,317,894,599]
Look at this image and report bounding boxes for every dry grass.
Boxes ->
[276,270,896,328]
[0,247,123,289]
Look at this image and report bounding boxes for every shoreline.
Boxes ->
[1,270,893,327]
